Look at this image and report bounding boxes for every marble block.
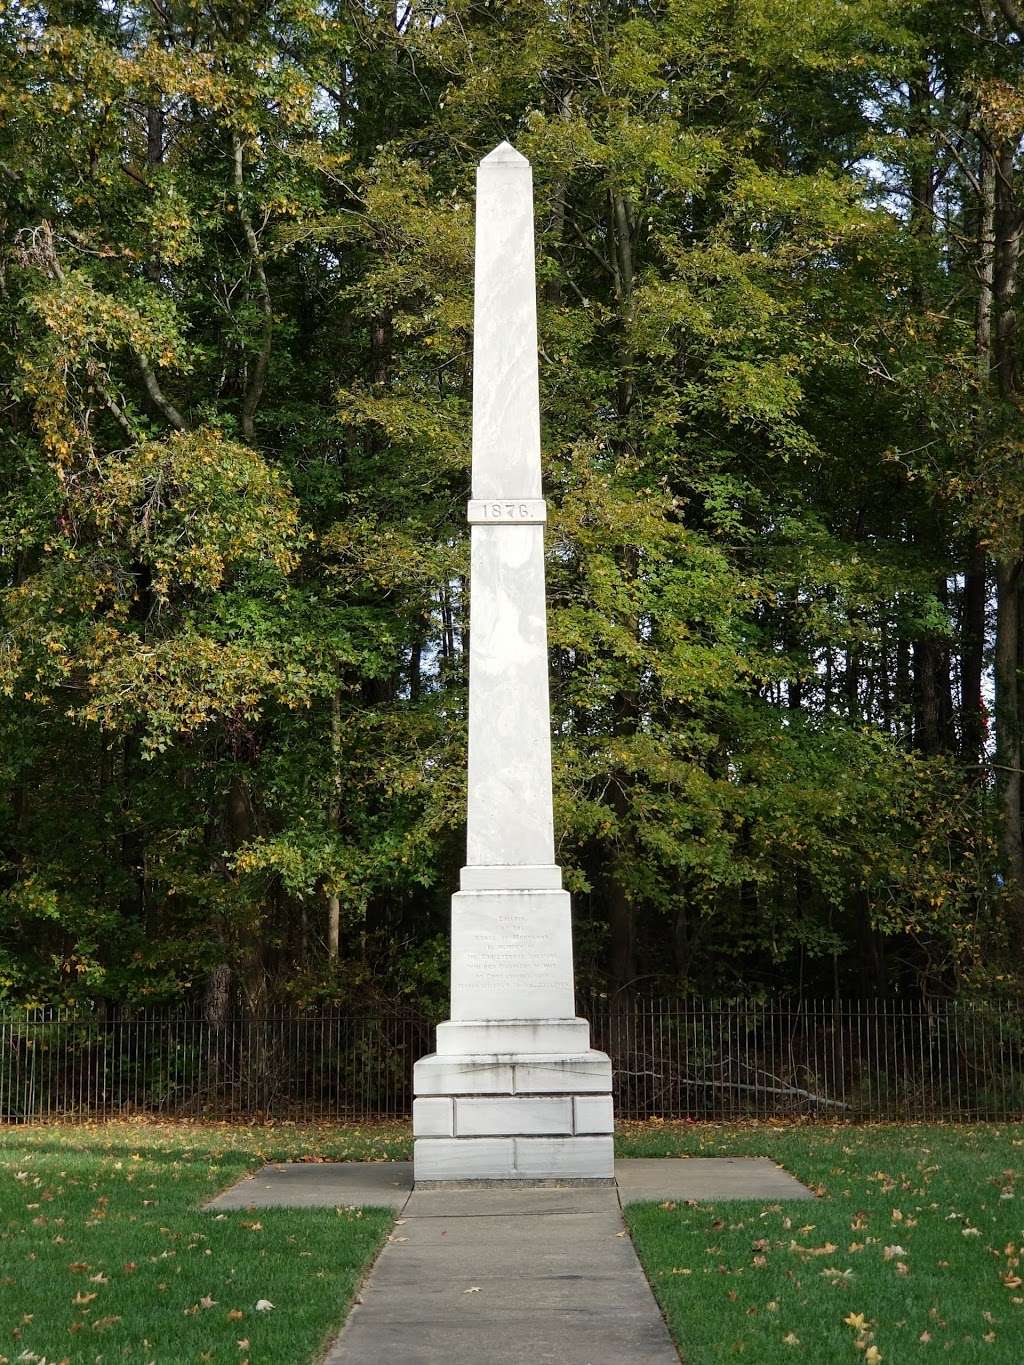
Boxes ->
[573,1094,615,1134]
[449,888,575,1021]
[435,1018,590,1056]
[413,1050,611,1096]
[459,864,562,892]
[511,1053,613,1093]
[414,1136,614,1182]
[413,1056,515,1095]
[515,1137,614,1179]
[411,1097,454,1136]
[455,1096,573,1136]
[415,1137,515,1181]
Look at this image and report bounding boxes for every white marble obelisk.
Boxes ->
[412,142,613,1182]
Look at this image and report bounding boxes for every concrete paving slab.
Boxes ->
[381,1211,628,1265]
[328,1184,679,1365]
[204,1160,412,1211]
[207,1155,813,1211]
[405,1183,618,1218]
[616,1156,814,1203]
[331,1310,675,1365]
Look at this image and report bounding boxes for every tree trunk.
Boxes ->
[961,545,987,766]
[977,138,996,377]
[608,868,637,996]
[961,138,995,768]
[204,770,257,1019]
[326,687,342,960]
[913,577,954,754]
[233,135,272,444]
[908,71,935,308]
[996,555,1024,911]
[203,962,231,1029]
[993,133,1024,916]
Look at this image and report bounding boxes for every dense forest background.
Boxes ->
[2,0,1024,1015]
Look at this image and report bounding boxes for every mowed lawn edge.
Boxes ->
[0,1121,408,1365]
[619,1121,1024,1364]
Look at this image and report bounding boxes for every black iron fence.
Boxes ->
[2,998,1024,1124]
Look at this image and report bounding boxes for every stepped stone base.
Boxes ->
[413,1044,613,1182]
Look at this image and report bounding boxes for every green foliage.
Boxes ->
[0,0,1013,1008]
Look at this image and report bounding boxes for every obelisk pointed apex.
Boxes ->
[472,133,540,501]
[480,140,529,167]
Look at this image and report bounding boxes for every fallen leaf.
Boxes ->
[254,1300,274,1311]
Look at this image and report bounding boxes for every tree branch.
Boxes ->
[936,128,983,201]
[136,352,186,430]
[84,358,136,440]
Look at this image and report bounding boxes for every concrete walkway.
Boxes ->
[207,1160,812,1363]
[328,1181,679,1364]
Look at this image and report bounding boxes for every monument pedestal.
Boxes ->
[413,878,613,1182]
[413,1045,613,1182]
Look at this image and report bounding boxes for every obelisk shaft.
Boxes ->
[464,142,556,882]
[410,142,614,1183]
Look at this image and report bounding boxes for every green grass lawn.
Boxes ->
[5,1117,1024,1364]
[0,1120,407,1364]
[620,1120,1024,1363]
